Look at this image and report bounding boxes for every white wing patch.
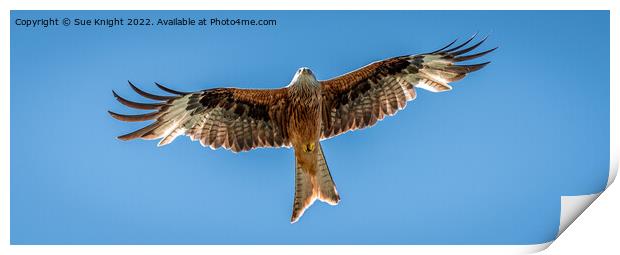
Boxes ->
[415,78,453,92]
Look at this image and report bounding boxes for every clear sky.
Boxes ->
[10,11,609,244]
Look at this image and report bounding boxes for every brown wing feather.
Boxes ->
[320,36,495,139]
[110,82,290,152]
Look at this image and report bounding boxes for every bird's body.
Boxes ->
[109,36,495,223]
[287,68,323,153]
[285,68,340,221]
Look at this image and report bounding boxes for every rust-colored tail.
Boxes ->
[290,143,340,223]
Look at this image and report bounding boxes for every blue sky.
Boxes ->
[10,11,609,244]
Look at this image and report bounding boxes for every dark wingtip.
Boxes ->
[108,110,132,121]
[108,110,119,118]
[127,81,141,94]
[430,38,458,54]
[444,32,478,53]
[127,81,174,101]
[466,61,491,72]
[108,110,159,122]
[155,82,188,95]
[447,61,491,74]
[453,47,498,62]
[112,89,164,110]
[450,35,489,56]
[116,134,133,141]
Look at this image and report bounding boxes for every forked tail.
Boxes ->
[291,142,340,223]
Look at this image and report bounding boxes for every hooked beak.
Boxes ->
[299,67,313,76]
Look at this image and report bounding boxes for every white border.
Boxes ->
[1,1,617,254]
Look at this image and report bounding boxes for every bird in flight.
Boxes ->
[109,35,495,223]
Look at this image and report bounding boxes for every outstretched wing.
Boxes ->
[320,35,496,139]
[109,82,291,152]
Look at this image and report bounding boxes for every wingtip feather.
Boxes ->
[450,35,489,56]
[430,38,458,54]
[128,81,174,101]
[453,47,497,62]
[108,110,159,122]
[443,32,478,53]
[155,82,188,95]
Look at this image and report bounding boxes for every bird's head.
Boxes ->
[290,67,319,87]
